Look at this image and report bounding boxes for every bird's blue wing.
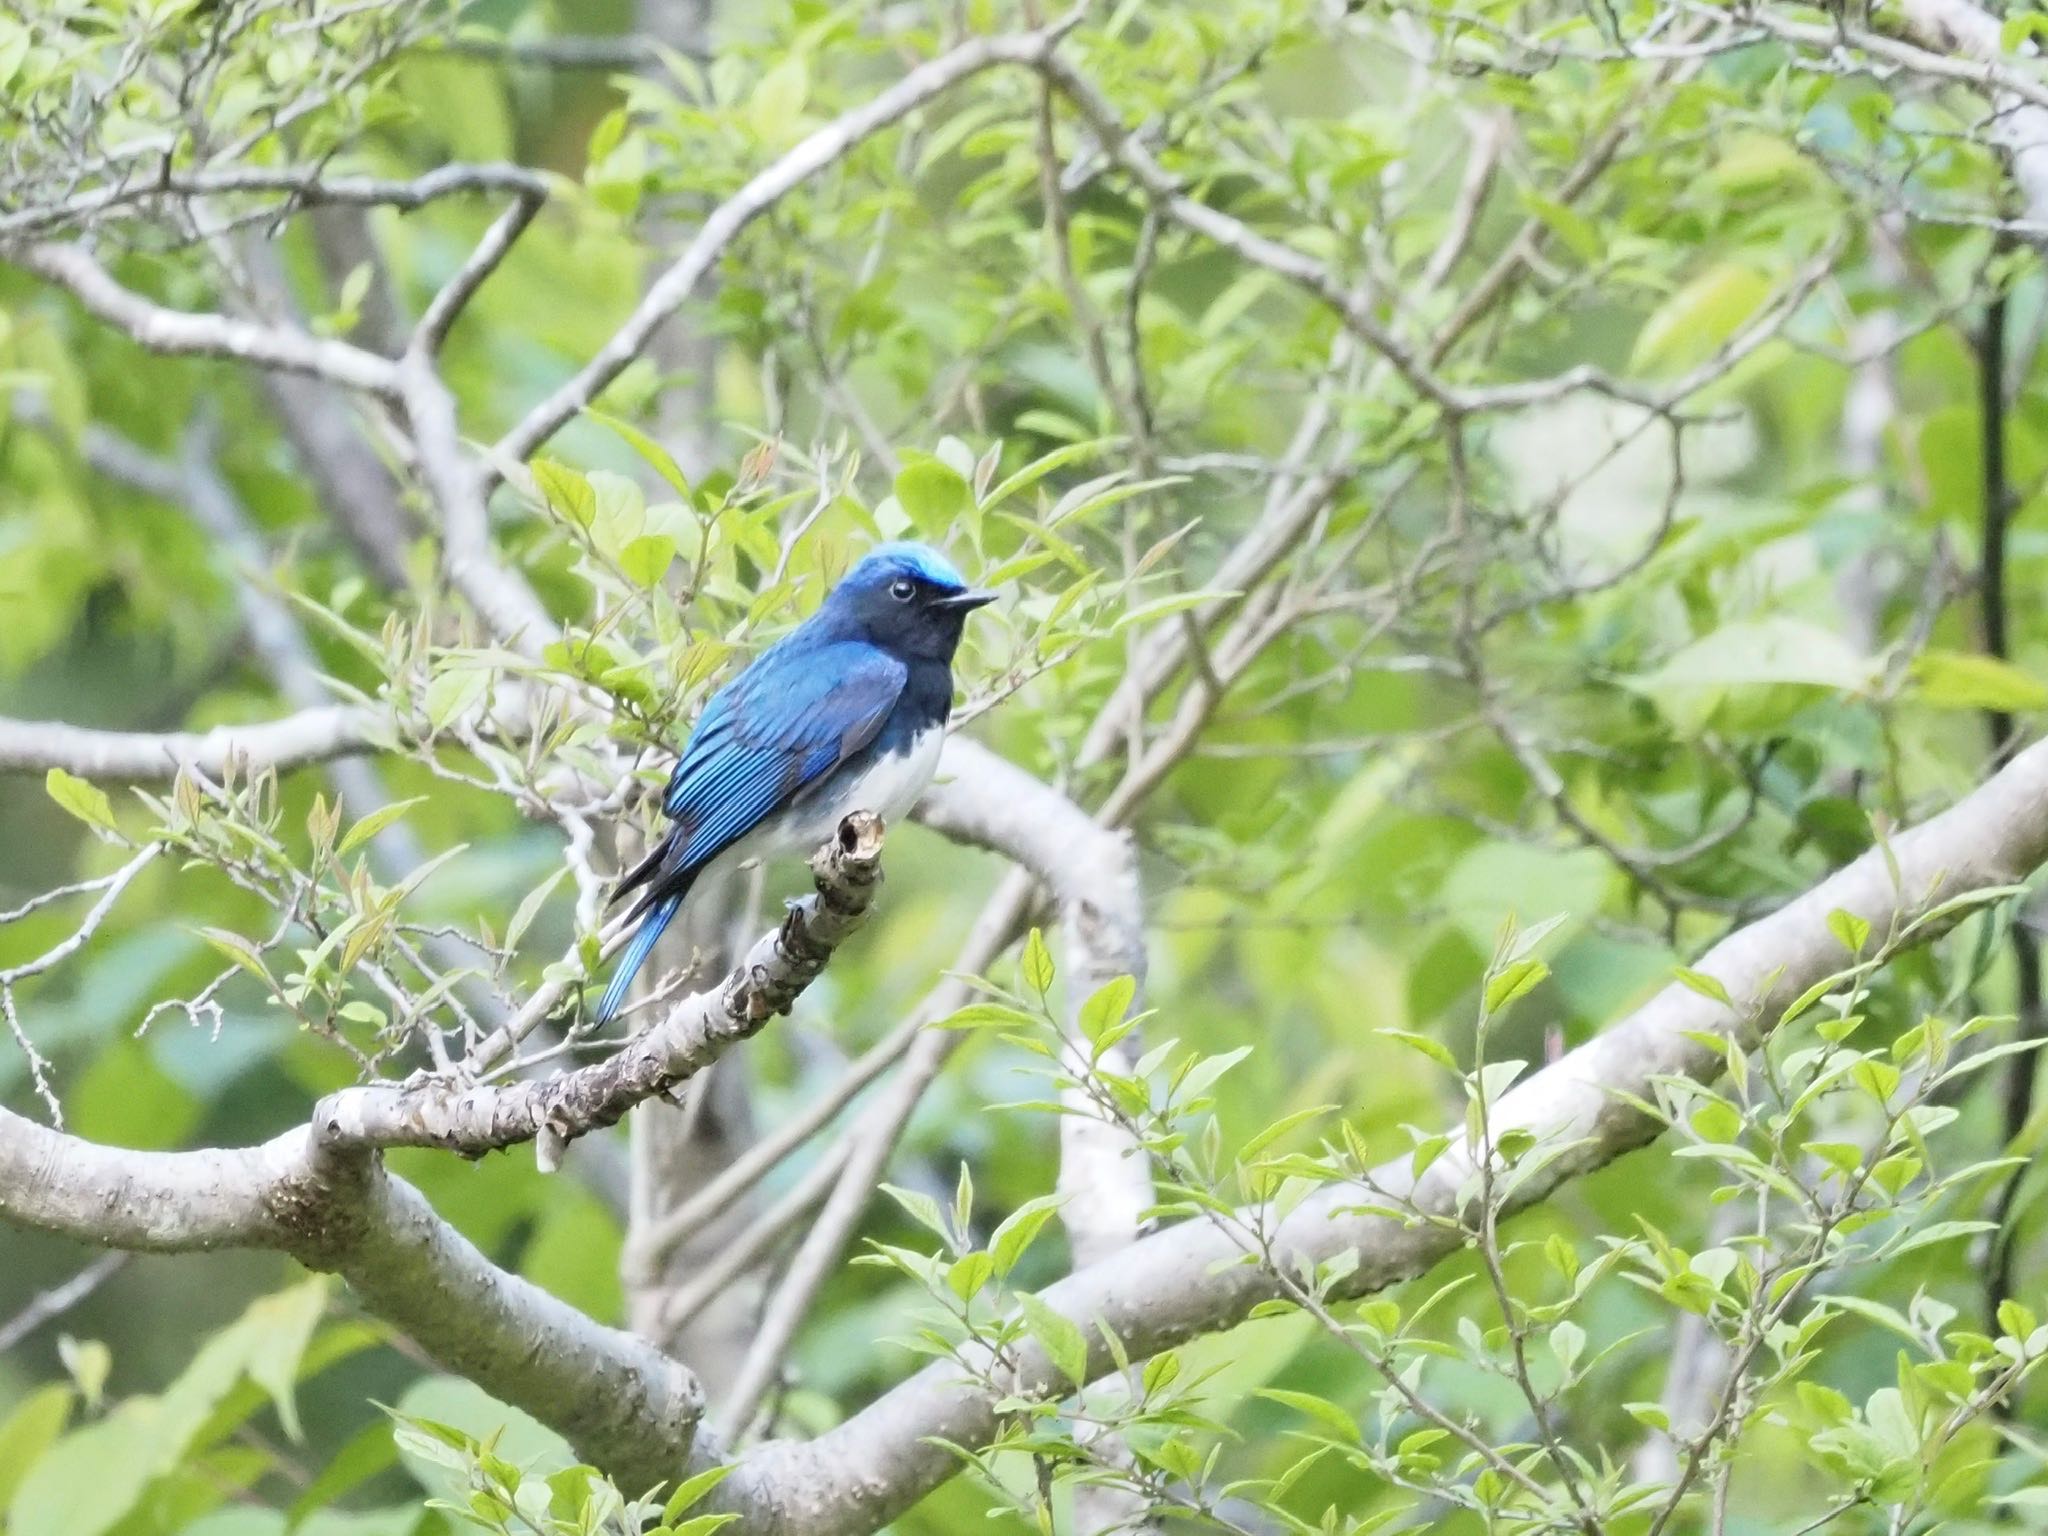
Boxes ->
[660,641,907,871]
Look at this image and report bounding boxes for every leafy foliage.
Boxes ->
[9,0,2048,1532]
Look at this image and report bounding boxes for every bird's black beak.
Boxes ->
[932,589,998,611]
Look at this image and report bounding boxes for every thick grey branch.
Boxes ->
[397,352,563,651]
[14,243,402,397]
[14,732,2048,1527]
[0,1105,700,1491]
[0,705,382,780]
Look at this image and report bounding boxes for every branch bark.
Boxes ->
[0,705,381,779]
[13,243,402,398]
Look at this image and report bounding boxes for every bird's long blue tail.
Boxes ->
[597,892,683,1023]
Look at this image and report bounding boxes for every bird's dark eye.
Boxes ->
[889,578,916,602]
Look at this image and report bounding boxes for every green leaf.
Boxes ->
[242,1276,330,1442]
[672,1515,742,1535]
[337,796,427,858]
[1626,618,1873,736]
[1077,975,1136,1044]
[1689,1100,1743,1144]
[989,1195,1063,1276]
[663,1462,733,1521]
[1549,1319,1585,1374]
[1442,842,1613,952]
[1865,1386,1922,1459]
[1021,928,1055,995]
[1470,1059,1526,1110]
[1253,1388,1360,1444]
[953,1160,974,1241]
[1674,967,1732,1005]
[934,1002,1041,1031]
[56,1337,107,1409]
[8,1402,155,1536]
[878,1183,950,1242]
[12,1279,331,1536]
[1909,650,2048,712]
[1016,1292,1088,1389]
[748,55,809,142]
[1633,618,1871,692]
[1797,1380,1854,1426]
[391,1376,572,1493]
[1828,908,1872,955]
[946,1251,994,1302]
[981,440,1110,511]
[1708,131,1815,196]
[1882,1218,1996,1258]
[1380,1029,1458,1071]
[2003,11,2048,48]
[0,1386,72,1511]
[1176,1045,1253,1103]
[423,666,489,730]
[620,533,679,588]
[894,456,971,530]
[1631,262,1772,375]
[1238,1105,1338,1162]
[1111,589,1235,634]
[531,459,596,528]
[45,767,115,832]
[505,866,570,954]
[587,410,692,501]
[1544,1233,1579,1282]
[196,927,277,990]
[1518,191,1601,263]
[1484,958,1549,1015]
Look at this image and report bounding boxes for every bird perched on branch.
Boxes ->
[596,542,995,1022]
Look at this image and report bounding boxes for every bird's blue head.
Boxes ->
[819,542,995,661]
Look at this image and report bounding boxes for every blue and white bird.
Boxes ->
[595,542,995,1022]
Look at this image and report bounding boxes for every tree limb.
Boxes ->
[0,161,550,240]
[317,813,886,1171]
[0,706,381,779]
[0,1105,702,1490]
[13,243,402,398]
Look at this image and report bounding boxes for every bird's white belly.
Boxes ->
[791,726,944,842]
[708,727,944,879]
